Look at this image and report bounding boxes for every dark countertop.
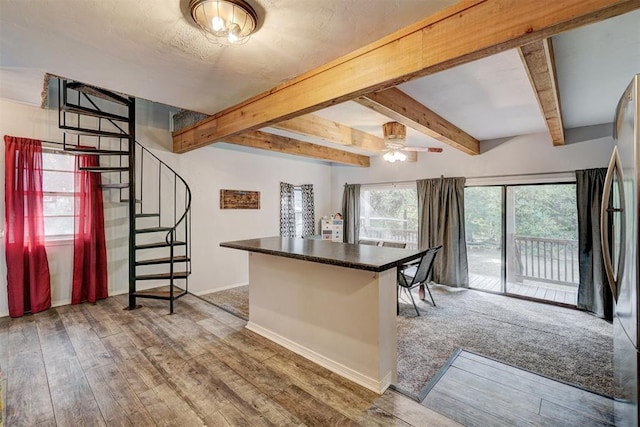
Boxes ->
[220,236,425,272]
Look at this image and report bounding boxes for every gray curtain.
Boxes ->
[280,182,295,237]
[342,184,360,243]
[576,168,612,320]
[301,184,315,237]
[417,177,469,287]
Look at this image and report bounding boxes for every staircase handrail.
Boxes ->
[134,141,192,246]
[67,80,192,254]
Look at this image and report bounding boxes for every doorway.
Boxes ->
[465,183,579,306]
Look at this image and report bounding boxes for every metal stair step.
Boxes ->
[135,241,186,250]
[136,213,160,218]
[121,198,142,203]
[131,288,187,301]
[60,125,129,139]
[79,166,129,172]
[136,256,189,266]
[135,226,173,234]
[61,103,129,122]
[136,272,189,280]
[66,82,131,106]
[64,146,129,156]
[101,183,129,189]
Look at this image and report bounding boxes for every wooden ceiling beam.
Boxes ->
[272,114,383,151]
[173,0,639,153]
[519,39,565,145]
[223,131,371,167]
[272,113,417,162]
[356,88,480,155]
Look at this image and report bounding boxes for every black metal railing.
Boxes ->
[58,79,192,313]
[135,142,192,273]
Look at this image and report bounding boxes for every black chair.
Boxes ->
[381,241,406,248]
[397,245,442,316]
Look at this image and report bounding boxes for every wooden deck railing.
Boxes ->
[360,228,579,287]
[514,236,579,287]
[360,227,418,249]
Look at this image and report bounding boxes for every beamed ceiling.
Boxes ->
[1,0,639,167]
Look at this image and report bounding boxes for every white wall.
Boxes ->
[137,128,333,295]
[330,132,615,210]
[0,98,333,316]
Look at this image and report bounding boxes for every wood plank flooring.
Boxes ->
[423,350,614,427]
[0,294,457,427]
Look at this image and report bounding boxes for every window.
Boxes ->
[42,150,75,238]
[293,186,303,237]
[359,183,418,248]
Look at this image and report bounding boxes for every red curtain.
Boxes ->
[72,152,108,304]
[4,135,51,317]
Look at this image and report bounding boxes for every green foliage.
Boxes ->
[465,186,502,244]
[361,187,418,230]
[360,184,578,243]
[464,184,578,242]
[513,185,577,240]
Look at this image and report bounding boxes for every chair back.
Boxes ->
[358,240,379,246]
[381,241,407,248]
[408,245,443,286]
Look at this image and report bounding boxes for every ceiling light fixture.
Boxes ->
[382,121,408,163]
[189,0,258,45]
[383,150,407,163]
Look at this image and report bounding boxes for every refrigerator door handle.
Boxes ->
[600,146,626,302]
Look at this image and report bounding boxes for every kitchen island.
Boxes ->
[220,236,426,393]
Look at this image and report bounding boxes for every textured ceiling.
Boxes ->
[0,0,458,113]
[0,1,638,151]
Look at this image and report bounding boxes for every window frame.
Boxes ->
[359,182,418,248]
[41,148,76,241]
[293,186,303,238]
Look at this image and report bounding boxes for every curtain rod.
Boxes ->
[41,140,65,146]
[347,170,577,187]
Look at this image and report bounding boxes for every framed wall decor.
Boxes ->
[220,189,260,209]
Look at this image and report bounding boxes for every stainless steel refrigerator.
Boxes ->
[603,74,640,426]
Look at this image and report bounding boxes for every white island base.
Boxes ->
[245,252,397,394]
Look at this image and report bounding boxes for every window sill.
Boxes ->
[45,235,74,246]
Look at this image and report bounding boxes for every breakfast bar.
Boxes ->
[220,236,426,393]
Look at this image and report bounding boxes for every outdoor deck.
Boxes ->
[469,273,578,306]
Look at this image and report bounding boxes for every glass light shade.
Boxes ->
[190,0,258,45]
[383,151,395,162]
[383,150,407,163]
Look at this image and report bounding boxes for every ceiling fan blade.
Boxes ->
[402,146,443,153]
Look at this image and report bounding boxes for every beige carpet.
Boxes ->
[199,286,249,319]
[200,284,613,399]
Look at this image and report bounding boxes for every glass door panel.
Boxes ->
[505,184,579,305]
[465,186,504,293]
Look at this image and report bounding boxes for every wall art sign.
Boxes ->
[220,189,260,209]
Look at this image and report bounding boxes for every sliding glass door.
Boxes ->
[505,184,578,305]
[465,183,579,306]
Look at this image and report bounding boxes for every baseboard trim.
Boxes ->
[192,282,249,296]
[246,321,391,394]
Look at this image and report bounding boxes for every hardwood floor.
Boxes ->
[0,294,457,426]
[0,293,615,426]
[423,350,614,427]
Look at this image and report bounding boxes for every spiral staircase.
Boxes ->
[57,79,191,314]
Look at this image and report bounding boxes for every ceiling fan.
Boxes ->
[382,121,443,162]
